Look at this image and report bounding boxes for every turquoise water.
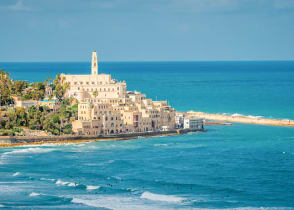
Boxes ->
[0,61,294,209]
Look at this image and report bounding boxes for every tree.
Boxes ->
[53,74,69,102]
[93,90,98,99]
[44,76,52,85]
[13,81,28,96]
[0,70,13,106]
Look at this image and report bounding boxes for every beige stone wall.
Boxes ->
[69,52,176,135]
[61,72,127,101]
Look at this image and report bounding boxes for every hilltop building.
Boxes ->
[62,51,176,135]
[61,51,127,101]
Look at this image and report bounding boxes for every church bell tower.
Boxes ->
[91,51,98,75]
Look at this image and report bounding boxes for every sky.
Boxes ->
[0,0,294,62]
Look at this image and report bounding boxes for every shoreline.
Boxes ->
[0,128,203,148]
[187,111,294,127]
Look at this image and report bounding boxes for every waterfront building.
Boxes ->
[175,112,184,128]
[183,117,204,130]
[66,51,176,135]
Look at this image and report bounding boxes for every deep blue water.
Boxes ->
[0,61,294,209]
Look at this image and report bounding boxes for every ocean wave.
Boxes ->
[12,172,21,176]
[71,195,159,210]
[2,148,55,156]
[228,208,293,210]
[56,179,77,187]
[40,178,55,182]
[86,185,100,190]
[154,144,168,147]
[29,192,41,197]
[140,191,184,203]
[0,181,27,184]
[230,113,263,119]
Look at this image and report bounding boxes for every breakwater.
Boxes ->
[187,111,294,127]
[0,128,203,147]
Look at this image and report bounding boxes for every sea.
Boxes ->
[0,61,294,209]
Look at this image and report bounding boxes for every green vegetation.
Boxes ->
[0,70,14,106]
[52,74,69,102]
[93,90,98,98]
[0,69,75,136]
[0,69,48,104]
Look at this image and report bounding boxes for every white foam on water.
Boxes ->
[71,195,163,210]
[29,192,41,197]
[112,176,122,181]
[0,181,27,184]
[3,148,55,156]
[140,191,184,203]
[12,172,20,176]
[40,178,55,182]
[56,179,77,187]
[56,179,70,186]
[86,185,100,190]
[247,115,263,119]
[67,182,78,187]
[230,113,263,119]
[232,113,244,117]
[0,204,5,207]
[229,208,293,210]
[154,144,168,147]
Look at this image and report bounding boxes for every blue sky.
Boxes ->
[0,0,294,61]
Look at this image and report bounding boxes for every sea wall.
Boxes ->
[0,128,203,147]
[187,111,294,127]
[0,137,14,144]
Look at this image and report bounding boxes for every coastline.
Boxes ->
[187,111,294,127]
[0,128,203,148]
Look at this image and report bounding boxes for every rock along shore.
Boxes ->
[0,128,203,148]
[187,111,294,127]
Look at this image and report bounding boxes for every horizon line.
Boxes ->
[1,59,294,63]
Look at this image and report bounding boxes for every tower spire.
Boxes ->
[91,51,98,75]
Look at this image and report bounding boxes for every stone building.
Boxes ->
[65,51,176,135]
[61,51,126,101]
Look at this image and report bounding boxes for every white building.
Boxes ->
[61,51,127,101]
[184,117,204,130]
[175,112,184,128]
